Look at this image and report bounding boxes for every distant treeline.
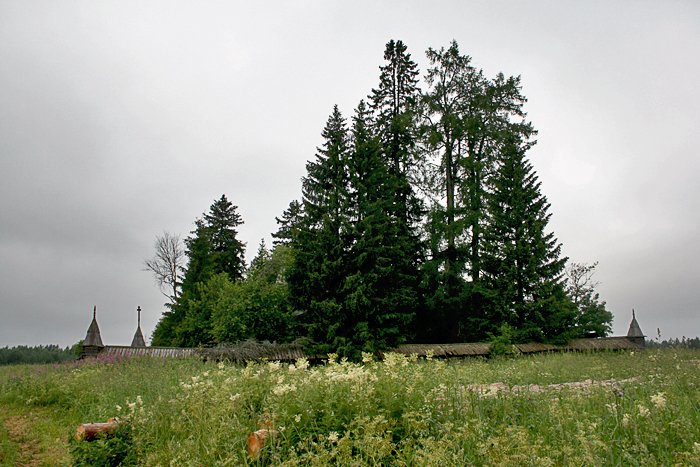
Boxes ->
[0,344,79,365]
[646,337,700,349]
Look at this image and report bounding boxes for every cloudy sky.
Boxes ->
[1,1,698,348]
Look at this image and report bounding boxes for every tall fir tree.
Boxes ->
[369,40,423,231]
[369,40,424,331]
[342,101,416,355]
[482,135,574,342]
[370,39,421,177]
[203,194,246,282]
[288,106,352,355]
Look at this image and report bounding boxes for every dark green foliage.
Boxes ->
[289,42,428,359]
[647,336,700,348]
[370,40,421,194]
[152,195,246,347]
[203,195,247,281]
[288,106,352,356]
[0,344,78,365]
[482,135,574,342]
[418,41,540,343]
[343,101,417,354]
[148,40,599,352]
[210,243,296,344]
[70,424,136,467]
[272,200,303,246]
[488,323,517,357]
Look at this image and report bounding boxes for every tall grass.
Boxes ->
[1,349,699,465]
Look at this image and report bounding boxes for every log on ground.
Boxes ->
[75,419,120,441]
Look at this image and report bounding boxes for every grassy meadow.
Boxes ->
[1,349,699,466]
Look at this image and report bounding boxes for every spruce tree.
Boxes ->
[368,40,424,336]
[369,40,423,231]
[342,101,416,355]
[482,135,574,342]
[272,200,303,246]
[288,106,352,355]
[203,194,246,281]
[370,39,421,178]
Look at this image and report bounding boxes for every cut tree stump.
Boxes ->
[75,419,120,441]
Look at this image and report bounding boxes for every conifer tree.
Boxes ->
[482,135,574,342]
[342,101,416,355]
[203,194,246,281]
[369,40,423,231]
[370,39,421,178]
[288,106,352,354]
[272,200,303,246]
[368,40,424,328]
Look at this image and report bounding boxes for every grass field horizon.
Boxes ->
[1,348,699,465]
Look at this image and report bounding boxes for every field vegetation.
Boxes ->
[1,349,698,465]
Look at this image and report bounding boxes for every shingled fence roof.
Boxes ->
[82,310,646,362]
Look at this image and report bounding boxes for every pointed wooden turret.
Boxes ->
[82,306,104,357]
[627,309,645,346]
[131,306,146,347]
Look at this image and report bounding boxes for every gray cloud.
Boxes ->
[1,0,698,347]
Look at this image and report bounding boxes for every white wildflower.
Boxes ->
[328,431,339,444]
[622,413,631,427]
[217,361,225,370]
[650,392,666,409]
[295,357,309,370]
[294,414,301,423]
[361,352,374,364]
[637,404,650,417]
[115,404,122,412]
[229,393,241,402]
[272,383,297,396]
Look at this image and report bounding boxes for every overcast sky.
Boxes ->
[1,1,698,348]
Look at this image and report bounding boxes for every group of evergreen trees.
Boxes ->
[150,40,613,358]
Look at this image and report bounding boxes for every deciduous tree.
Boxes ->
[143,232,184,305]
[565,261,613,337]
